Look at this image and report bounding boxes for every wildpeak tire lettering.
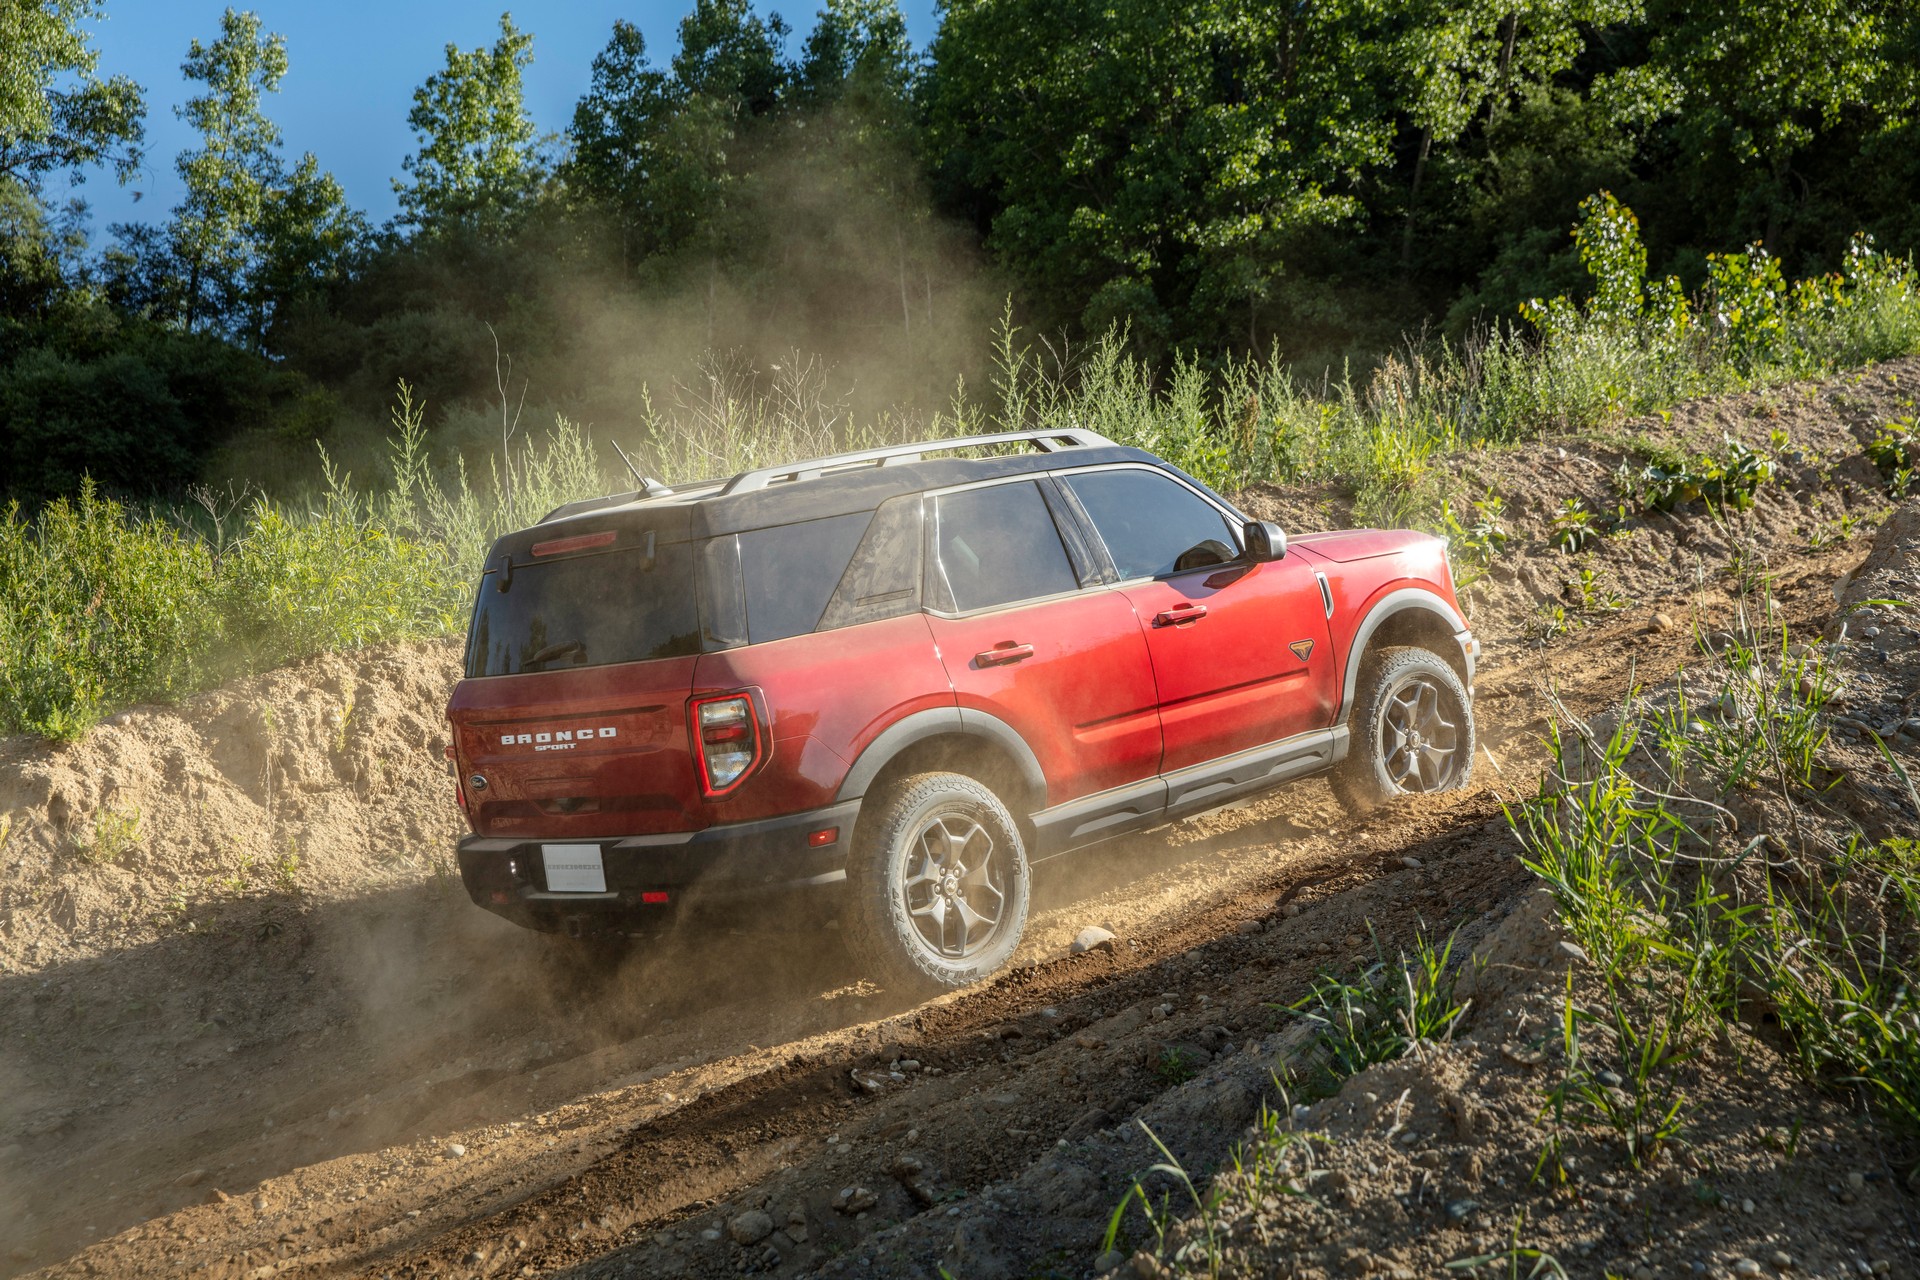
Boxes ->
[498,727,619,750]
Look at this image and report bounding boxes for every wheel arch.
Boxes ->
[834,708,1046,822]
[1338,588,1471,724]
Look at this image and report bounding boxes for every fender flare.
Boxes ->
[1337,587,1473,725]
[833,706,1047,804]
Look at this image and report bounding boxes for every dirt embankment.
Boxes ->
[3,359,1917,1279]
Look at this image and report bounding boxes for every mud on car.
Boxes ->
[445,429,1477,991]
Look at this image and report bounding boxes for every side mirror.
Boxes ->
[1243,520,1287,562]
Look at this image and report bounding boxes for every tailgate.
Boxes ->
[448,656,703,838]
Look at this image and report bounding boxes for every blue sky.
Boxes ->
[60,1,941,237]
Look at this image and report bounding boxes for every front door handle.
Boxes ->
[976,642,1035,666]
[1153,603,1209,627]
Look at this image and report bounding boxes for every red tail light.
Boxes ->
[690,691,765,796]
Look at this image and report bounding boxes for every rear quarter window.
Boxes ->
[737,511,874,644]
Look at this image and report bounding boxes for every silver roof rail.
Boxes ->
[717,428,1117,496]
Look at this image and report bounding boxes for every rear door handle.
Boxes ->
[1153,603,1209,627]
[976,642,1035,666]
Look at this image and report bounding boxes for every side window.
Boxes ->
[1061,469,1239,580]
[817,493,924,631]
[933,481,1081,612]
[736,511,873,643]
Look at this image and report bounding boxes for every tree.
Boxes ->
[1648,0,1886,250]
[1387,0,1646,267]
[566,19,677,269]
[395,12,541,236]
[0,0,144,193]
[797,0,914,111]
[927,0,1395,352]
[110,8,360,346]
[169,8,290,336]
[670,0,790,115]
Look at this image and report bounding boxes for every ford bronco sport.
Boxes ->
[446,429,1478,991]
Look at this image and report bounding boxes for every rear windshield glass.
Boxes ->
[466,543,701,677]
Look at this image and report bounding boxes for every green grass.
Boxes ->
[6,200,1920,741]
[1283,927,1469,1096]
[1512,598,1920,1169]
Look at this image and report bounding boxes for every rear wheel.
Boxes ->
[844,772,1030,994]
[1331,646,1475,816]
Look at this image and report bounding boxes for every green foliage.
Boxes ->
[102,9,361,347]
[1867,417,1916,497]
[395,12,541,236]
[0,0,145,191]
[1620,435,1777,515]
[0,299,336,506]
[74,805,140,864]
[1548,498,1599,553]
[1440,490,1511,585]
[1103,1108,1318,1279]
[1152,1046,1199,1086]
[925,0,1394,352]
[1285,928,1467,1093]
[1510,605,1920,1162]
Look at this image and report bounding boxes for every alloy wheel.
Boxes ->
[900,812,1009,962]
[1376,672,1464,793]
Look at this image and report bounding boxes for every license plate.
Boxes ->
[540,844,607,893]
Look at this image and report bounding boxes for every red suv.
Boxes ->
[446,430,1477,990]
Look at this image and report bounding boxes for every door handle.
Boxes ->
[976,642,1035,666]
[1153,603,1209,627]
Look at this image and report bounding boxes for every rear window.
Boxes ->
[466,543,701,677]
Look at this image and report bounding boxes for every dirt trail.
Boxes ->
[4,360,1916,1279]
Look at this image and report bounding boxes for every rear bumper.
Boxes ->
[456,798,861,932]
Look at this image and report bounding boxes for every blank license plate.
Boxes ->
[540,844,607,893]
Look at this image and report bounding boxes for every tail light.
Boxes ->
[691,692,765,796]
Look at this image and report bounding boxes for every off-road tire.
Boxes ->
[844,771,1031,994]
[1330,645,1476,816]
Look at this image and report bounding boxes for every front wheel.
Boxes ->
[1331,646,1476,816]
[844,772,1031,994]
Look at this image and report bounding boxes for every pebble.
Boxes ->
[1651,612,1676,632]
[1771,1252,1794,1271]
[1343,934,1362,948]
[1236,919,1263,935]
[727,1210,773,1245]
[1633,1268,1654,1280]
[444,1143,466,1159]
[1735,1260,1762,1277]
[1284,903,1302,918]
[700,1227,722,1242]
[836,1186,878,1214]
[1071,926,1117,954]
[1741,1197,1756,1214]
[1863,626,1882,639]
[1094,1250,1126,1274]
[1445,1199,1478,1223]
[1847,1171,1866,1190]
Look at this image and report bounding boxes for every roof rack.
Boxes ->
[717,428,1116,496]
